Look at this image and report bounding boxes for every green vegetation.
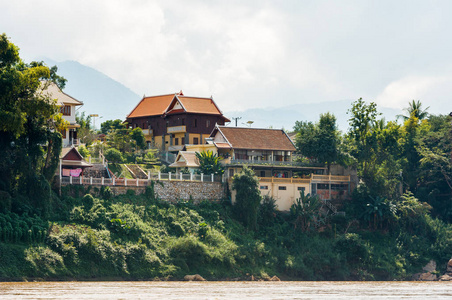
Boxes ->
[1,34,452,281]
[1,187,451,281]
[195,151,225,175]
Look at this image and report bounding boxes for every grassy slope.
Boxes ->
[1,189,451,281]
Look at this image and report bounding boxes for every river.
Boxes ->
[1,281,451,299]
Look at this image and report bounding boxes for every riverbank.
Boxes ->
[1,187,452,281]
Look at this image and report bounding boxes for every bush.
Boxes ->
[77,145,90,159]
[104,148,123,163]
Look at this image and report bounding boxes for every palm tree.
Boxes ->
[397,100,430,121]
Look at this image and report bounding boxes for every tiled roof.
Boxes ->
[39,81,83,106]
[177,96,222,115]
[127,94,175,118]
[127,92,230,122]
[214,142,231,149]
[214,127,296,151]
[169,151,199,168]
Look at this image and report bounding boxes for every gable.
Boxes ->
[61,147,83,161]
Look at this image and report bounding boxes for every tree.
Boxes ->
[101,119,124,134]
[346,98,381,188]
[104,148,123,163]
[76,112,96,145]
[294,112,340,172]
[232,166,261,230]
[130,127,146,150]
[290,190,323,232]
[0,34,65,214]
[397,100,430,121]
[195,150,224,175]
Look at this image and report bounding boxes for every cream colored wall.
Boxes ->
[229,177,311,211]
[185,144,217,154]
[258,182,311,211]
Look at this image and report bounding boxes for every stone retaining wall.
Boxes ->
[108,181,225,202]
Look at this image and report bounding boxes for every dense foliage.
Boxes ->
[1,35,451,281]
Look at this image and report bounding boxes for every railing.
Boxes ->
[311,174,350,182]
[167,125,186,133]
[159,152,177,164]
[60,172,224,186]
[65,139,80,147]
[230,159,325,168]
[142,129,153,136]
[258,177,311,184]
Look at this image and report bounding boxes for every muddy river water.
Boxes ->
[1,281,451,299]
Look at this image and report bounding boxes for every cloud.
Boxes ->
[3,1,452,116]
[375,75,451,109]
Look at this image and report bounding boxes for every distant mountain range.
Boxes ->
[224,101,401,132]
[40,58,401,131]
[40,58,140,125]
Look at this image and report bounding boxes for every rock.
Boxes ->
[418,272,437,281]
[439,274,452,281]
[423,260,437,273]
[269,275,281,281]
[447,258,452,272]
[184,274,206,281]
[411,273,421,280]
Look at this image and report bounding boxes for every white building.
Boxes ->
[41,82,83,147]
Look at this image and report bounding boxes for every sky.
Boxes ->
[2,0,452,116]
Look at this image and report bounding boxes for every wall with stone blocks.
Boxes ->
[109,181,225,202]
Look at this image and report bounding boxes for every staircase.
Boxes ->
[84,164,110,178]
[127,164,148,179]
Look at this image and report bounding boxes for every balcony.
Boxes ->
[167,125,186,134]
[142,129,153,136]
[229,159,324,168]
[168,145,184,152]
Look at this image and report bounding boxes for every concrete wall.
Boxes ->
[107,180,225,202]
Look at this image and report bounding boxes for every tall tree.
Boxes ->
[0,34,65,214]
[232,166,261,231]
[295,112,340,172]
[397,100,429,121]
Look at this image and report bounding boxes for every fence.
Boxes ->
[60,172,224,186]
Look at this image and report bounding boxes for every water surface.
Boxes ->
[1,281,451,299]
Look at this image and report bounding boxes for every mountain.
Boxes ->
[224,100,401,132]
[40,58,401,132]
[40,59,140,125]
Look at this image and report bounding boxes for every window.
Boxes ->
[229,169,234,177]
[181,137,185,145]
[175,138,179,145]
[194,119,197,127]
[260,186,268,190]
[297,187,305,192]
[278,186,286,190]
[60,105,71,116]
[260,171,266,177]
[193,137,199,145]
[182,118,185,125]
[317,184,329,190]
[206,120,210,127]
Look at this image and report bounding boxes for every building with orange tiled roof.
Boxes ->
[125,91,230,152]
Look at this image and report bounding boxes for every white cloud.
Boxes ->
[3,0,452,116]
[375,76,451,109]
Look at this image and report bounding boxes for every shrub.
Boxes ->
[104,148,123,163]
